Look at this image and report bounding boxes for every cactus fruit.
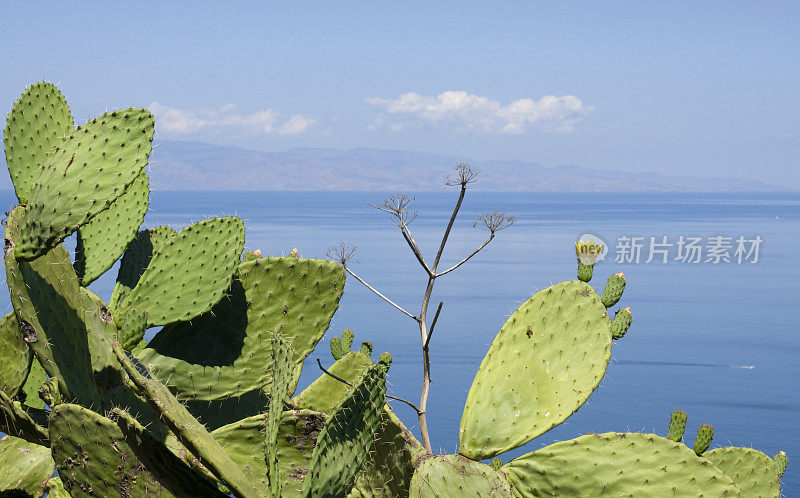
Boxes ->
[117,216,245,327]
[74,170,149,286]
[774,451,788,478]
[109,226,177,313]
[4,82,74,204]
[0,435,55,496]
[378,352,393,371]
[341,329,355,352]
[706,447,782,497]
[460,281,613,460]
[575,240,603,282]
[490,458,503,470]
[16,109,154,261]
[0,312,30,398]
[138,256,345,401]
[611,306,633,339]
[668,409,688,442]
[502,432,740,496]
[360,340,374,357]
[302,363,387,498]
[600,271,626,308]
[409,455,513,498]
[330,337,344,360]
[693,424,714,455]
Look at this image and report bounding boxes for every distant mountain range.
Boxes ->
[0,140,783,192]
[143,141,782,192]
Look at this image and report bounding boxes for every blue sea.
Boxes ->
[2,190,798,494]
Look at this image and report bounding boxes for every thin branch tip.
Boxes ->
[474,212,515,233]
[327,243,356,266]
[446,163,480,187]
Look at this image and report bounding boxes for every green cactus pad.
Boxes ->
[668,409,688,442]
[0,312,30,398]
[119,216,245,327]
[113,343,259,498]
[611,306,633,339]
[16,108,154,260]
[267,333,295,496]
[211,409,327,497]
[293,351,373,414]
[117,306,149,351]
[378,352,392,371]
[459,280,613,460]
[601,271,626,308]
[19,357,47,410]
[409,454,512,498]
[774,451,788,478]
[74,170,149,286]
[502,432,740,496]
[108,226,176,314]
[0,435,55,496]
[138,256,345,401]
[0,391,49,445]
[706,447,782,497]
[38,377,62,407]
[49,403,173,498]
[303,363,387,498]
[330,337,343,360]
[4,206,101,407]
[360,341,373,357]
[4,82,74,204]
[43,477,71,498]
[111,408,228,497]
[349,408,427,498]
[694,424,714,455]
[341,329,355,352]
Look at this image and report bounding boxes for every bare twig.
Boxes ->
[327,243,357,265]
[341,265,418,321]
[445,163,479,187]
[474,212,515,233]
[436,236,494,277]
[425,301,443,349]
[316,359,421,414]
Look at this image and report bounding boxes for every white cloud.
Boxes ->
[149,102,315,136]
[366,91,593,134]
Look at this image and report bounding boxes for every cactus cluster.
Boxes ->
[0,82,788,497]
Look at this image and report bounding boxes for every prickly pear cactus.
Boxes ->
[611,306,633,339]
[0,312,30,397]
[501,432,741,496]
[459,280,614,460]
[706,447,782,497]
[600,271,626,308]
[409,454,512,498]
[0,435,55,496]
[4,82,74,204]
[668,409,688,442]
[694,424,714,455]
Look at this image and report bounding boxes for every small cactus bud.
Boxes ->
[378,352,392,371]
[774,451,788,478]
[360,341,373,357]
[490,458,503,470]
[575,240,603,282]
[601,272,626,308]
[694,424,714,455]
[611,307,633,339]
[341,329,355,352]
[667,410,687,442]
[330,337,343,361]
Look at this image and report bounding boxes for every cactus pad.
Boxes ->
[267,332,295,496]
[16,109,154,260]
[108,226,176,313]
[43,477,70,498]
[113,343,259,498]
[74,170,149,285]
[303,363,387,498]
[668,409,688,442]
[774,451,788,478]
[0,435,55,496]
[330,337,343,360]
[49,403,172,498]
[0,312,30,398]
[4,82,74,204]
[138,256,344,401]
[341,329,354,352]
[409,454,512,498]
[460,281,613,460]
[293,351,373,414]
[119,216,245,327]
[502,432,740,496]
[706,447,782,497]
[4,206,101,407]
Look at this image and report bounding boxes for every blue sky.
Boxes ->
[2,2,798,187]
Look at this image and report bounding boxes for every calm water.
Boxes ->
[2,190,798,493]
